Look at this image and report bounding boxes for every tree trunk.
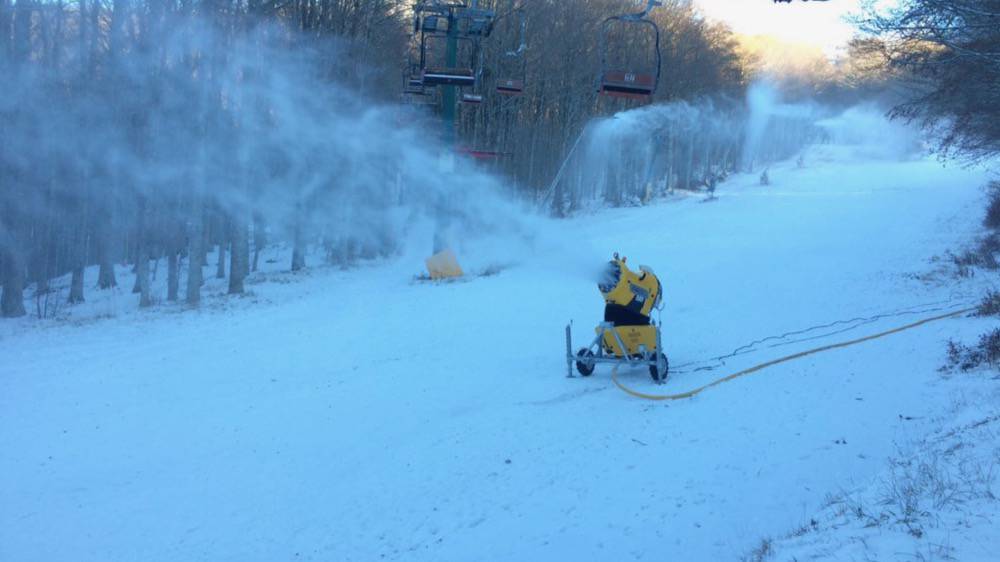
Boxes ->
[291,208,305,271]
[1,249,26,318]
[136,253,151,307]
[35,272,49,295]
[0,0,12,62]
[135,200,151,307]
[166,250,179,301]
[132,262,142,293]
[216,239,226,279]
[186,208,204,306]
[68,198,89,304]
[68,267,85,303]
[11,0,29,64]
[228,216,248,294]
[252,212,265,272]
[97,220,117,289]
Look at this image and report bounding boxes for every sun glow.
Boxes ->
[693,0,867,58]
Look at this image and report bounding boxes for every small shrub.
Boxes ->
[976,329,1000,367]
[948,237,1000,274]
[976,291,1000,317]
[984,181,1000,230]
[979,231,1000,255]
[742,537,773,562]
[945,339,977,371]
[977,248,1000,270]
[943,328,1000,372]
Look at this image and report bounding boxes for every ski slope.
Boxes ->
[2,143,998,561]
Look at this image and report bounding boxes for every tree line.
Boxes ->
[2,0,991,318]
[0,0,754,318]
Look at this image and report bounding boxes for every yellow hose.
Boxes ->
[612,307,975,401]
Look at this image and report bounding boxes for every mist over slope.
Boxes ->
[1,21,537,312]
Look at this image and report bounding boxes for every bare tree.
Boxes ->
[861,0,1000,161]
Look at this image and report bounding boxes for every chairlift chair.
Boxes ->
[460,47,487,105]
[460,7,495,37]
[413,1,495,36]
[422,14,441,33]
[403,61,425,94]
[597,0,662,100]
[424,66,476,87]
[461,92,483,104]
[495,9,527,96]
[420,33,480,88]
[496,78,524,96]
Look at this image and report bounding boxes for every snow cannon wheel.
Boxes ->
[575,349,596,376]
[649,353,669,383]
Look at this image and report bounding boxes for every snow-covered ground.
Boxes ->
[2,142,998,561]
[767,378,1000,561]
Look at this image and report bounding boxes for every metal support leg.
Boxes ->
[565,323,575,378]
[655,323,665,384]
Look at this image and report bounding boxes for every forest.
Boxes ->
[0,0,997,317]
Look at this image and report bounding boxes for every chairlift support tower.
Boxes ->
[413,1,494,149]
[412,1,494,254]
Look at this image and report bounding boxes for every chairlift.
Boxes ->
[496,78,524,96]
[413,3,494,40]
[402,45,435,102]
[460,7,495,37]
[419,14,445,34]
[412,2,451,34]
[421,33,479,88]
[424,66,476,86]
[597,0,662,100]
[496,8,527,96]
[402,60,425,95]
[460,48,488,105]
[423,66,476,88]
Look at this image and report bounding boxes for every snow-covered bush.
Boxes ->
[984,182,1000,231]
[948,235,1000,275]
[944,328,1000,372]
[976,291,1000,317]
[740,537,773,562]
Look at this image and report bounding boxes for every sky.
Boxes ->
[692,0,868,57]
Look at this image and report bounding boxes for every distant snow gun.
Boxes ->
[425,248,464,280]
[565,253,669,382]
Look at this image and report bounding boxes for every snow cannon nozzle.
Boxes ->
[597,255,662,318]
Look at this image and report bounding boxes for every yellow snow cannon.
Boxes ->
[565,254,669,382]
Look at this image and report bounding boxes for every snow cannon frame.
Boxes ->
[565,321,668,383]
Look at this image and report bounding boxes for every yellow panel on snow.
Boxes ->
[425,248,464,279]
